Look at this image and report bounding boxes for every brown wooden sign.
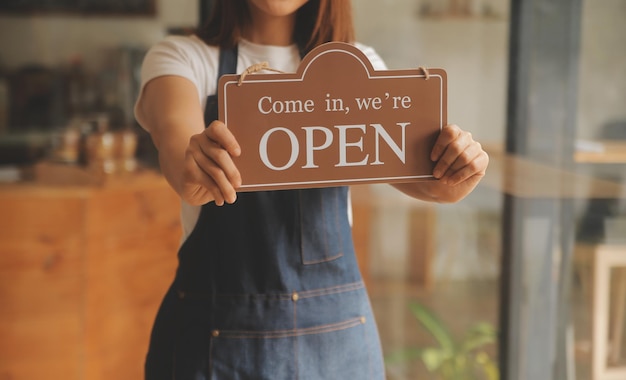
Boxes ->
[218,42,447,191]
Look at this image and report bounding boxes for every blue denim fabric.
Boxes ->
[144,47,385,380]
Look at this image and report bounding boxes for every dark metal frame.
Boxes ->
[500,0,582,379]
[0,0,157,16]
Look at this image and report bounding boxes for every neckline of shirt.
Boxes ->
[238,38,299,61]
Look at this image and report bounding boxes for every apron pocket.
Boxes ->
[298,187,346,265]
[209,317,371,380]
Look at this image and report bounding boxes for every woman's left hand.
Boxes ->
[430,124,488,187]
[391,124,489,203]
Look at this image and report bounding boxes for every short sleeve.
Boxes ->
[141,38,199,91]
[133,35,218,131]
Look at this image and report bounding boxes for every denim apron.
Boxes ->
[145,46,385,380]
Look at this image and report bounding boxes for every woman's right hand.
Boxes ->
[135,75,242,207]
[182,120,242,206]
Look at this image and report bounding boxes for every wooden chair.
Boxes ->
[591,244,626,380]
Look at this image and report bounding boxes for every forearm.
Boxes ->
[153,122,195,198]
[392,174,484,203]
[135,76,207,200]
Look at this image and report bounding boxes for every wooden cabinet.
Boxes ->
[0,171,181,380]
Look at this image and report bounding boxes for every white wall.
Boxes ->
[353,0,510,146]
[576,0,626,140]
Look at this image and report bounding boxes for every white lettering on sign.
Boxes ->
[354,97,382,110]
[335,124,368,167]
[371,122,408,165]
[302,126,333,169]
[258,96,315,115]
[257,122,410,171]
[392,96,412,109]
[259,127,299,171]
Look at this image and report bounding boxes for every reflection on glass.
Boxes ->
[353,0,508,378]
[572,1,626,379]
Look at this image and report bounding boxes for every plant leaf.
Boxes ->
[421,347,448,372]
[384,347,424,364]
[474,351,500,380]
[461,323,497,353]
[408,302,456,354]
[468,322,497,337]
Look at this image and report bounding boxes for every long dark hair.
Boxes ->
[196,0,355,54]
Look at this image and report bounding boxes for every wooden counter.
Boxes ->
[0,170,181,380]
[574,140,626,164]
[479,146,626,199]
[0,169,377,379]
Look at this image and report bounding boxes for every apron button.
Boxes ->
[177,291,186,299]
[291,292,299,302]
[211,330,220,338]
[360,316,367,324]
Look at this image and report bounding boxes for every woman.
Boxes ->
[134,0,489,379]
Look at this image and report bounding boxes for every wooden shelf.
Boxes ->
[481,148,625,199]
[0,170,181,380]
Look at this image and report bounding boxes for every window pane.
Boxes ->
[353,1,509,378]
[573,1,626,379]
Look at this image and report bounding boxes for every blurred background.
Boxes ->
[0,0,625,379]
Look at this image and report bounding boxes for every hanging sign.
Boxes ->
[218,41,447,191]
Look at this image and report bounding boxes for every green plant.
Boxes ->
[386,302,499,380]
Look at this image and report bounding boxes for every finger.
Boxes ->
[432,130,473,179]
[186,147,227,205]
[198,137,242,190]
[206,121,241,157]
[193,152,229,206]
[194,148,238,204]
[202,122,242,196]
[189,136,238,204]
[183,150,225,205]
[442,141,483,178]
[445,149,489,186]
[431,124,462,162]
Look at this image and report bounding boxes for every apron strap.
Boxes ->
[204,45,239,126]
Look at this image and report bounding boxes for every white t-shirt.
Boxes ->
[135,35,388,242]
